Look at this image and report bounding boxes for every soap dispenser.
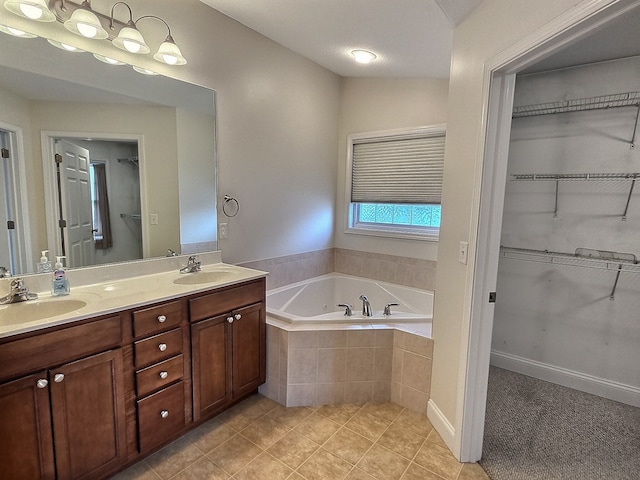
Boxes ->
[51,256,70,296]
[37,250,52,273]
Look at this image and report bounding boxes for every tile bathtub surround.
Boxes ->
[261,328,433,415]
[111,393,489,480]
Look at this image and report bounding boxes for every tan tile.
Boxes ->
[316,403,362,424]
[359,402,404,423]
[318,330,347,348]
[287,384,317,407]
[393,409,434,437]
[146,436,203,479]
[289,349,318,383]
[294,412,342,444]
[377,421,426,460]
[458,463,491,480]
[404,334,431,357]
[208,434,262,475]
[373,347,393,382]
[233,452,293,480]
[323,427,373,465]
[372,381,391,403]
[241,415,291,449]
[268,430,320,469]
[374,329,394,347]
[318,348,347,383]
[393,330,407,349]
[345,381,373,404]
[400,385,428,415]
[216,395,275,431]
[400,462,443,480]
[391,381,402,404]
[347,331,376,347]
[401,351,431,393]
[316,382,346,405]
[110,461,160,480]
[392,348,403,383]
[267,343,280,378]
[287,473,306,480]
[185,419,236,454]
[345,410,392,441]
[297,449,353,480]
[170,457,229,480]
[413,440,463,480]
[356,444,410,480]
[267,404,315,428]
[289,331,319,348]
[345,468,377,480]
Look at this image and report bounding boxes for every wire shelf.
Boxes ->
[512,92,640,118]
[510,172,640,181]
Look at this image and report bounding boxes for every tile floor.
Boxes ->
[111,394,489,480]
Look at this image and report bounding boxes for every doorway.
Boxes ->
[460,0,640,464]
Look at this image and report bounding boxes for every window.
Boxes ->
[346,125,445,240]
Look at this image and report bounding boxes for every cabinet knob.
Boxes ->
[157,315,167,323]
[158,343,167,352]
[234,313,242,321]
[160,410,169,419]
[159,371,168,379]
[227,316,234,324]
[54,373,65,383]
[37,379,48,389]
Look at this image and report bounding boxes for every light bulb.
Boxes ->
[351,49,377,64]
[76,22,97,38]
[19,3,42,19]
[122,39,141,53]
[162,54,177,65]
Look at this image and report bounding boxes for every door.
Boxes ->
[0,372,56,480]
[49,349,127,480]
[191,314,232,420]
[232,302,266,399]
[55,139,95,268]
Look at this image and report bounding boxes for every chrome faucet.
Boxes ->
[0,278,38,304]
[359,295,372,317]
[337,303,353,316]
[166,249,178,257]
[179,255,201,274]
[384,303,399,316]
[0,266,10,278]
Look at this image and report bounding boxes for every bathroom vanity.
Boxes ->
[0,262,266,480]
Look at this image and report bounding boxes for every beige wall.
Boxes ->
[430,0,624,453]
[335,78,449,261]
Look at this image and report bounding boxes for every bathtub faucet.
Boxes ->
[359,295,372,316]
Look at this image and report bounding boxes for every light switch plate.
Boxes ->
[459,241,469,265]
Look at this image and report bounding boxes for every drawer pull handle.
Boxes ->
[54,373,65,383]
[158,343,167,352]
[37,379,48,389]
[157,315,167,323]
[227,316,234,324]
[234,313,242,321]
[160,410,169,419]
[159,371,168,379]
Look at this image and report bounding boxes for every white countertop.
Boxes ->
[0,261,267,339]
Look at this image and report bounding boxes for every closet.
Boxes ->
[491,56,640,406]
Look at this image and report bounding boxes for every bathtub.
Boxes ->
[266,273,433,327]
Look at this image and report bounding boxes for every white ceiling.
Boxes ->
[199,0,483,78]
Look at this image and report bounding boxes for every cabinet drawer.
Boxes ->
[137,381,185,453]
[133,301,183,338]
[189,279,265,322]
[134,328,183,369]
[0,316,122,382]
[136,355,184,398]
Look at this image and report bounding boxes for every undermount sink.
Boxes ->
[0,299,88,326]
[173,270,233,285]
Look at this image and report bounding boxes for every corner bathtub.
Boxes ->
[266,273,433,331]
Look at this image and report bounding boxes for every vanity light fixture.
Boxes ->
[47,37,84,51]
[93,53,125,65]
[3,0,187,66]
[132,65,158,76]
[351,49,377,64]
[0,23,37,36]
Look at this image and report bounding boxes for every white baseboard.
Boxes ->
[427,399,457,454]
[490,350,640,407]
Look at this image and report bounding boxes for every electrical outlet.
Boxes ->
[459,241,469,265]
[219,223,228,239]
[150,213,158,225]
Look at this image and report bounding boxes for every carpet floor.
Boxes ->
[480,366,640,480]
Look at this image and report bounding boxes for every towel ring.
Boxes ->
[222,195,239,217]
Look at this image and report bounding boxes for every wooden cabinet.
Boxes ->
[191,279,266,421]
[0,349,126,480]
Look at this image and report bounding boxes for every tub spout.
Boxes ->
[359,295,372,316]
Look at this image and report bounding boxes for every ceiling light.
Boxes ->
[0,23,37,37]
[64,1,108,39]
[4,0,55,22]
[132,65,158,75]
[47,38,85,52]
[93,53,125,65]
[351,49,377,64]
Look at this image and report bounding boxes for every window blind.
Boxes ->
[351,133,445,204]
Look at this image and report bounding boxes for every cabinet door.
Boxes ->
[0,372,55,480]
[50,349,127,480]
[192,314,232,421]
[232,302,266,400]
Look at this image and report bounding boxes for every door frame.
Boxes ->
[41,131,147,261]
[458,0,640,462]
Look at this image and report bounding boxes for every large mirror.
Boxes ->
[0,33,217,276]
